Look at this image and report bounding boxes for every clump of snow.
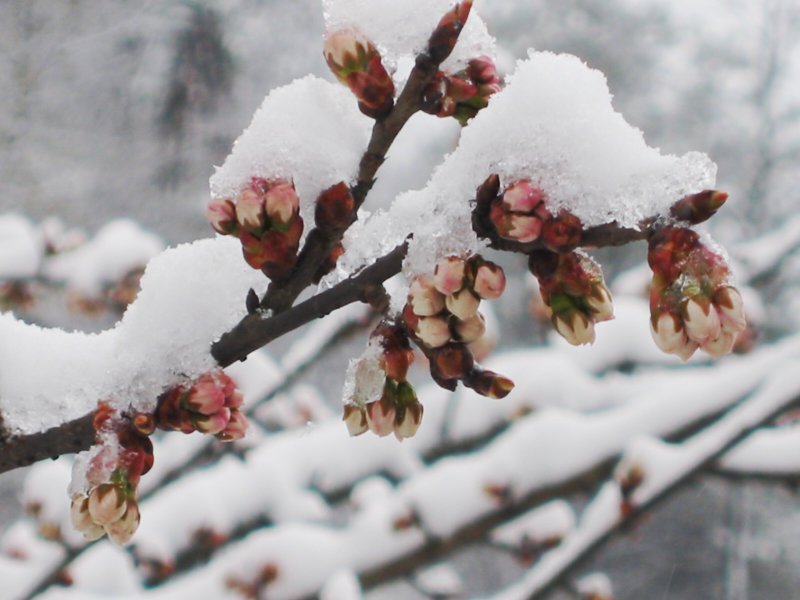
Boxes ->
[576,572,614,599]
[320,569,362,600]
[322,0,496,72]
[332,51,716,295]
[342,338,385,407]
[209,76,372,228]
[43,219,164,294]
[491,500,576,549]
[0,214,44,280]
[413,563,464,597]
[0,236,265,434]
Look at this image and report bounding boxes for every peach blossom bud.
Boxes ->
[415,316,451,348]
[586,285,614,322]
[186,377,226,416]
[195,407,231,435]
[554,312,595,346]
[455,312,486,343]
[464,369,515,399]
[675,340,699,362]
[508,214,543,243]
[433,257,466,295]
[315,182,356,231]
[445,288,480,321]
[366,396,396,437]
[650,312,686,354]
[502,180,544,213]
[670,190,728,225]
[428,0,473,62]
[88,484,127,526]
[431,343,475,380]
[227,389,245,410]
[683,298,721,343]
[235,189,265,231]
[207,199,238,235]
[324,29,372,82]
[473,262,506,299]
[70,496,95,532]
[542,211,583,252]
[264,182,299,226]
[343,404,369,437]
[408,275,446,316]
[105,501,140,546]
[713,286,747,333]
[394,402,423,441]
[702,332,736,358]
[216,409,249,442]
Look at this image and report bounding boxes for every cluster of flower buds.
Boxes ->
[207,177,303,281]
[422,56,503,125]
[648,226,746,360]
[402,255,514,398]
[475,175,583,251]
[70,403,153,545]
[528,250,614,346]
[155,370,249,442]
[323,28,395,119]
[343,322,423,440]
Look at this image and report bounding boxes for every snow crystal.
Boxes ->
[322,0,496,72]
[0,214,43,279]
[43,219,164,294]
[0,236,265,434]
[209,76,372,228]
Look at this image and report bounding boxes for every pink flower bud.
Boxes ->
[216,409,249,442]
[650,313,697,361]
[455,312,486,344]
[433,257,466,295]
[207,199,238,235]
[343,405,369,437]
[683,298,721,343]
[702,331,736,358]
[508,214,543,243]
[235,189,266,231]
[366,397,396,437]
[468,56,502,86]
[104,500,140,546]
[408,275,446,316]
[445,288,480,321]
[473,262,506,299]
[713,286,747,334]
[227,390,245,410]
[70,496,96,533]
[195,407,231,435]
[324,29,372,81]
[415,316,451,348]
[88,484,127,526]
[264,182,299,226]
[554,312,595,346]
[502,180,544,213]
[586,285,614,322]
[186,376,226,416]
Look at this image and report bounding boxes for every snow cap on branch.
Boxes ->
[209,76,371,228]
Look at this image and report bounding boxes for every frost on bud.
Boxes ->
[207,199,238,235]
[472,260,506,300]
[428,0,473,62]
[670,190,728,225]
[433,256,467,295]
[88,484,127,526]
[343,404,369,437]
[463,369,515,399]
[315,182,356,232]
[324,28,395,119]
[408,275,446,316]
[445,288,480,321]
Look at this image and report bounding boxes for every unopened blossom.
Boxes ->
[473,261,506,299]
[264,181,300,226]
[445,288,480,321]
[485,179,550,243]
[88,483,127,526]
[463,369,515,399]
[455,312,486,344]
[235,189,266,231]
[343,404,369,437]
[105,500,140,546]
[366,394,396,437]
[415,315,451,348]
[433,256,467,295]
[555,311,596,346]
[428,0,473,61]
[315,182,356,232]
[408,275,446,316]
[324,28,395,118]
[670,190,728,225]
[207,199,238,235]
[648,226,746,360]
[70,496,105,542]
[218,409,249,442]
